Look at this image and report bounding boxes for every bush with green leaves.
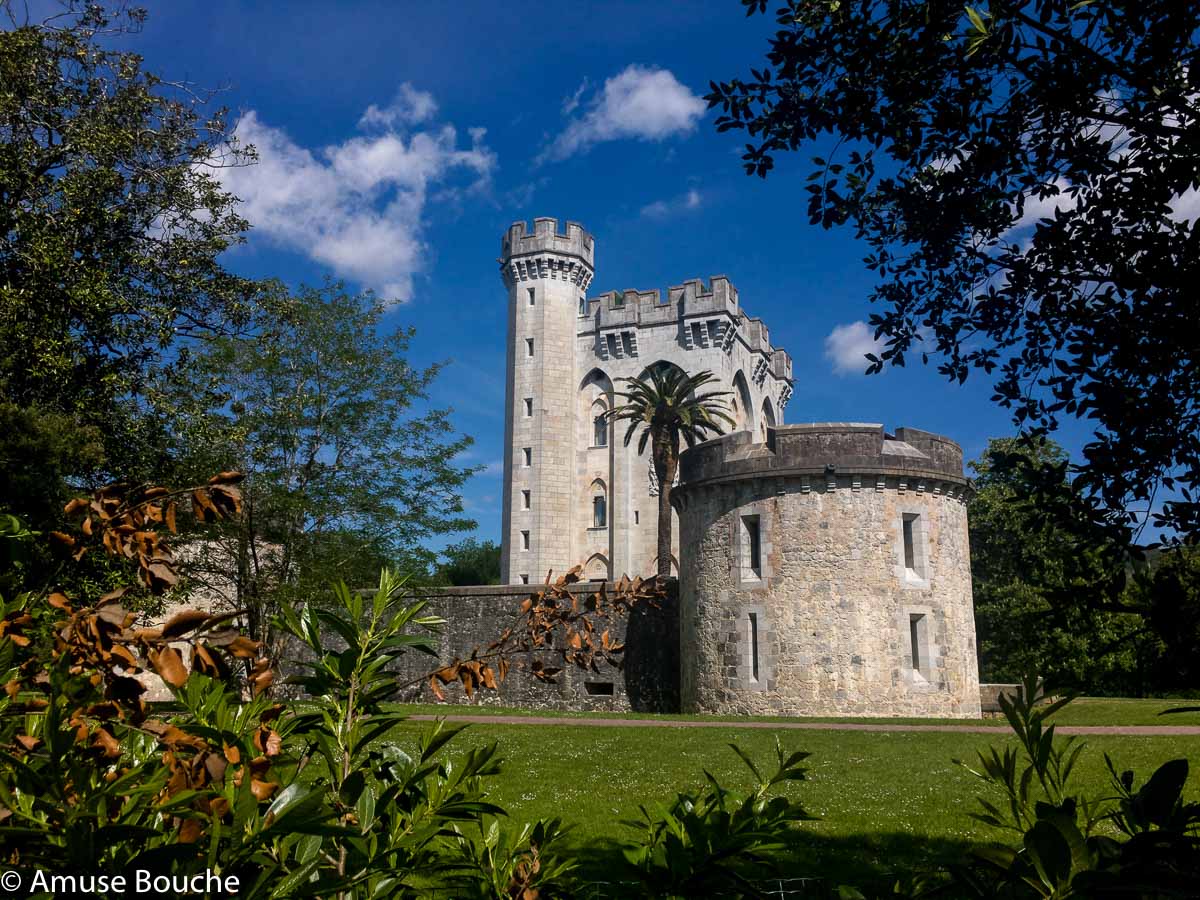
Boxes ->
[620,741,812,899]
[946,674,1200,898]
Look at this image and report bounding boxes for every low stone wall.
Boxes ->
[374,582,680,713]
[979,681,1047,713]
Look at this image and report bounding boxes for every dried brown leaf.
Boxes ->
[161,610,210,639]
[150,647,188,688]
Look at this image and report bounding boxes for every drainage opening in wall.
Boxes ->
[584,681,615,696]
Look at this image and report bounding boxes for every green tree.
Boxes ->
[707,0,1200,540]
[607,366,732,578]
[437,538,502,586]
[0,1,253,523]
[968,436,1154,692]
[156,281,477,657]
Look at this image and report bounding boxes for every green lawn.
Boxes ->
[384,716,1200,891]
[393,695,1198,728]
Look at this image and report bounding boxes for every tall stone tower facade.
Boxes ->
[499,219,595,584]
[499,218,794,584]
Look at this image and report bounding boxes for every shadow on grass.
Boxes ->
[562,829,977,897]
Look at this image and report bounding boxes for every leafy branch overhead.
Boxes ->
[708,0,1200,540]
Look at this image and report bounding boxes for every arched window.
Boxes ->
[589,478,608,529]
[732,371,754,433]
[585,553,610,581]
[759,398,777,441]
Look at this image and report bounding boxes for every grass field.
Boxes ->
[394,695,1198,727]
[384,703,1200,890]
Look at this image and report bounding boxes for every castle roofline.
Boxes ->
[677,423,968,491]
[501,217,594,268]
[582,274,793,382]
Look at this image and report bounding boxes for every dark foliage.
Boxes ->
[707,0,1200,541]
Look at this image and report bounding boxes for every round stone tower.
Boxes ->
[498,219,595,585]
[674,424,980,718]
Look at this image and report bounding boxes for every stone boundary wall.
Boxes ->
[979,681,1049,713]
[372,582,680,713]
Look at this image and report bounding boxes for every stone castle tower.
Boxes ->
[499,217,795,584]
[676,424,981,717]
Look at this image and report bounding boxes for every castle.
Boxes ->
[488,217,981,717]
[499,217,794,584]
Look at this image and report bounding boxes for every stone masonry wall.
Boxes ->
[676,425,981,718]
[383,583,680,713]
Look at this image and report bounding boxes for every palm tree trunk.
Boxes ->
[653,432,677,578]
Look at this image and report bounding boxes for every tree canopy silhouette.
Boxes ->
[707,0,1200,542]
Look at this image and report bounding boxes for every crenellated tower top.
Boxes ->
[500,217,594,290]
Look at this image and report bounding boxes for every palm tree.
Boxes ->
[607,366,733,578]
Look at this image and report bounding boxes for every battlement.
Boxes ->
[677,423,968,489]
[584,274,740,322]
[501,218,595,268]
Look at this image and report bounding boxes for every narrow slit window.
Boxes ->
[522,447,532,467]
[742,515,762,579]
[903,515,916,571]
[521,490,530,510]
[593,414,608,447]
[909,613,924,670]
[521,530,530,551]
[527,287,535,306]
[634,510,639,525]
[524,397,533,417]
[526,338,534,357]
[593,495,607,528]
[748,612,760,682]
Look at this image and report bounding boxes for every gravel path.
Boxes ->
[408,714,1200,736]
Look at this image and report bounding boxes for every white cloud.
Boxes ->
[1009,177,1078,231]
[221,93,494,303]
[1168,187,1200,222]
[640,188,703,219]
[541,65,706,161]
[561,79,588,116]
[824,321,882,376]
[358,83,438,129]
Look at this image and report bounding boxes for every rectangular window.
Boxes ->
[522,447,531,467]
[527,287,535,306]
[593,496,607,528]
[634,510,639,525]
[593,415,607,447]
[520,574,529,584]
[524,397,533,417]
[909,613,924,670]
[521,489,531,510]
[521,530,530,551]
[742,515,762,579]
[584,681,614,696]
[526,338,534,357]
[748,612,760,683]
[903,514,916,571]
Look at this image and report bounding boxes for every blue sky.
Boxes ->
[130,1,1094,549]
